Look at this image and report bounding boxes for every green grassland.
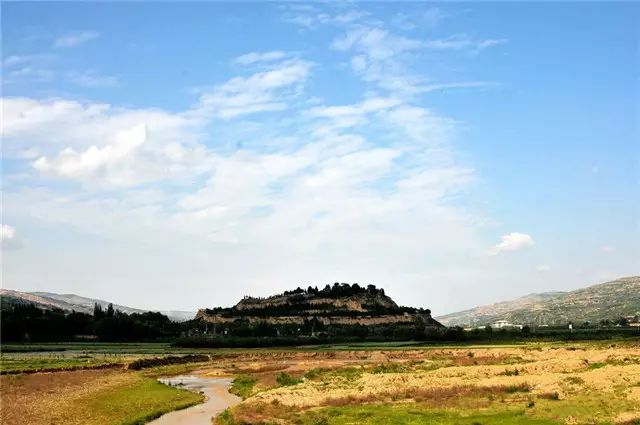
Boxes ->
[0,355,122,373]
[82,374,205,425]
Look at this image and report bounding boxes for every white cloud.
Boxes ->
[332,26,423,60]
[382,105,455,145]
[423,7,448,27]
[1,224,16,241]
[2,55,57,84]
[490,232,535,255]
[282,5,368,29]
[2,84,481,309]
[425,34,507,52]
[536,265,551,272]
[68,71,119,87]
[3,97,209,187]
[331,26,500,98]
[2,97,195,154]
[3,54,56,68]
[308,97,401,128]
[33,125,147,182]
[419,81,497,93]
[54,31,100,48]
[195,59,312,119]
[331,26,427,96]
[3,58,313,187]
[392,7,447,30]
[5,66,54,83]
[601,245,614,253]
[233,51,286,65]
[1,224,21,250]
[0,39,496,312]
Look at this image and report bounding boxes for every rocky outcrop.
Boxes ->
[196,283,444,328]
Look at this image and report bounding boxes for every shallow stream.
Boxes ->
[148,375,240,425]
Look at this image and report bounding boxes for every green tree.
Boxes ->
[93,303,104,318]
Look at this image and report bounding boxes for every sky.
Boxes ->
[1,2,638,315]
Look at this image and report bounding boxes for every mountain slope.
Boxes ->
[31,292,147,315]
[1,289,82,312]
[0,289,195,322]
[436,276,640,326]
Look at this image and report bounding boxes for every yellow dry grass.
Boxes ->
[242,345,640,408]
[0,369,132,425]
[202,342,640,425]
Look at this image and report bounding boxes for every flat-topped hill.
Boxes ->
[196,283,443,328]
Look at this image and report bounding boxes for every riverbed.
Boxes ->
[148,375,241,425]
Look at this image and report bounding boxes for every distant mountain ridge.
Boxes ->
[0,289,195,322]
[436,276,640,327]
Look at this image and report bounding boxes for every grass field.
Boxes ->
[0,367,204,425]
[212,341,640,425]
[0,340,527,374]
[1,340,639,425]
[0,355,122,373]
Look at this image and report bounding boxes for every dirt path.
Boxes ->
[148,375,241,425]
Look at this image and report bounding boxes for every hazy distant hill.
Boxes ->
[436,276,640,327]
[0,289,195,322]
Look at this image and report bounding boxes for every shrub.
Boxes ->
[276,372,301,387]
[539,391,560,400]
[372,363,409,374]
[505,383,531,393]
[229,375,258,399]
[499,368,520,376]
[564,376,585,385]
[126,354,209,370]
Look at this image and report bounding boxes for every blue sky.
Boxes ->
[2,2,638,313]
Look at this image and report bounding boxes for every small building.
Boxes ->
[492,320,523,330]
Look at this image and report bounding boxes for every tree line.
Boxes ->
[0,302,197,342]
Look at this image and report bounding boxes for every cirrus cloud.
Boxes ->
[54,31,100,48]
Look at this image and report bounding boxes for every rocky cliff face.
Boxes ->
[234,291,398,313]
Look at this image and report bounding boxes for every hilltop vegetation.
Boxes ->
[202,283,427,317]
[437,276,640,327]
